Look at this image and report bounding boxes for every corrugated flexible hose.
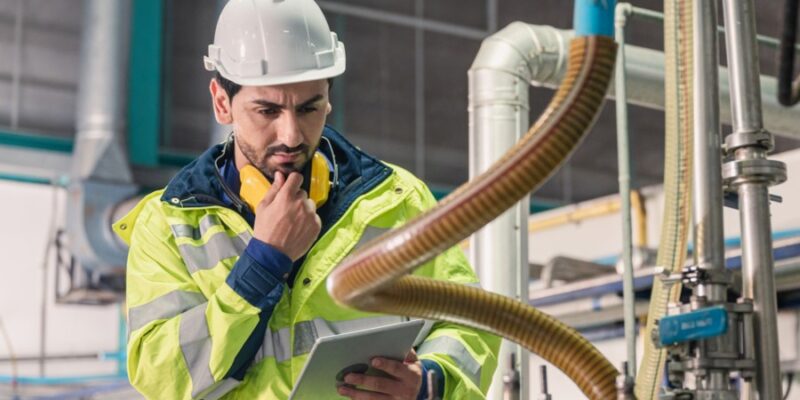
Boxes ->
[635,0,694,397]
[328,36,618,399]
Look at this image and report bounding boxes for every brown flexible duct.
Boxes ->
[328,36,617,399]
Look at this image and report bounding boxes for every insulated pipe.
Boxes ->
[329,35,619,400]
[71,0,132,183]
[468,22,551,400]
[66,0,137,272]
[520,25,800,138]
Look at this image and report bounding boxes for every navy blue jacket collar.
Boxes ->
[161,126,392,230]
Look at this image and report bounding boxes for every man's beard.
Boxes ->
[237,138,316,181]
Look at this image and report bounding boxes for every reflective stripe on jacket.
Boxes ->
[114,132,499,400]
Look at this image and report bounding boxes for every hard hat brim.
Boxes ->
[212,59,345,87]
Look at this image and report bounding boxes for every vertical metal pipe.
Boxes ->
[414,0,426,180]
[10,0,24,129]
[737,173,782,398]
[692,0,725,283]
[722,0,763,133]
[73,0,132,183]
[721,0,783,398]
[487,0,498,33]
[469,22,552,400]
[614,2,636,379]
[692,3,733,393]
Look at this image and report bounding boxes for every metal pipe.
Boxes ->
[722,1,764,135]
[487,0,498,33]
[614,2,636,379]
[0,353,109,363]
[72,0,132,183]
[519,24,800,138]
[468,21,537,400]
[414,0,426,180]
[691,2,735,394]
[65,0,137,272]
[692,0,726,282]
[10,0,24,130]
[529,197,620,232]
[738,178,782,396]
[722,0,784,398]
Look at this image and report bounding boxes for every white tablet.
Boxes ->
[288,319,425,400]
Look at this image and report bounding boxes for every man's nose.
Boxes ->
[276,111,304,148]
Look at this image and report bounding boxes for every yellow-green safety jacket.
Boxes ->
[114,127,500,399]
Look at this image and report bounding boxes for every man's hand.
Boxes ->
[338,349,424,400]
[252,171,322,261]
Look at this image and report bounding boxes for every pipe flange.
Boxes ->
[724,130,773,153]
[721,158,787,187]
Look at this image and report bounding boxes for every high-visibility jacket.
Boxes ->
[114,127,500,399]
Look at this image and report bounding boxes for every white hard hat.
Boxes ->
[204,0,346,87]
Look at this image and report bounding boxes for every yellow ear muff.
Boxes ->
[308,151,331,208]
[239,152,331,212]
[239,165,270,212]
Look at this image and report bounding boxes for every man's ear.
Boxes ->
[326,102,332,115]
[209,78,233,124]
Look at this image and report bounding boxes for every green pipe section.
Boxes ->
[0,131,73,153]
[128,0,164,166]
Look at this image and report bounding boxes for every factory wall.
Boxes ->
[0,181,120,379]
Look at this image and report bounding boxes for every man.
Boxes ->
[114,1,499,399]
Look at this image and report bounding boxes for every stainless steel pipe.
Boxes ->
[693,1,731,394]
[692,0,726,289]
[614,2,637,379]
[721,0,784,398]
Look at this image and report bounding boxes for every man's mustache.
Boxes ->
[265,144,309,156]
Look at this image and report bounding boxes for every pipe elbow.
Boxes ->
[470,23,572,84]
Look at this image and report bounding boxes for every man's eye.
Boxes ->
[298,106,318,114]
[258,108,280,116]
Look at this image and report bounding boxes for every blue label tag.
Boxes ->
[659,305,728,346]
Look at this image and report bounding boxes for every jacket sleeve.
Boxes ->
[400,173,502,399]
[124,199,288,400]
